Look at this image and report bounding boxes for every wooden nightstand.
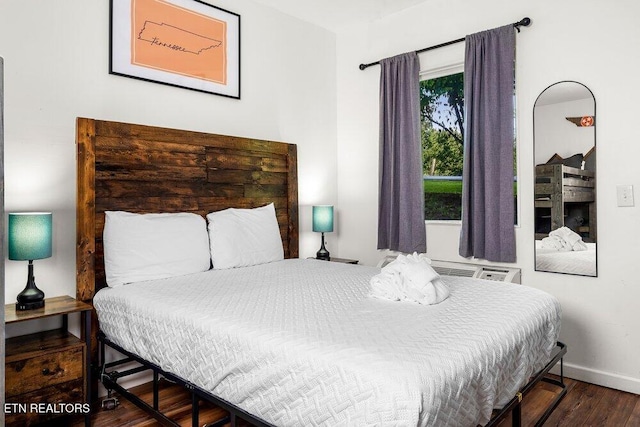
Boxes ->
[4,295,92,427]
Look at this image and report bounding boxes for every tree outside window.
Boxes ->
[420,71,518,222]
[420,72,464,220]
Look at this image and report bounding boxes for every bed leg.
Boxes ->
[99,337,105,373]
[191,391,200,427]
[153,371,159,410]
[512,402,522,427]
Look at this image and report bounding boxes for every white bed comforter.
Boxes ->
[94,259,561,427]
[536,241,597,276]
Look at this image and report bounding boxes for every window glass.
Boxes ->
[420,71,518,223]
[420,72,464,221]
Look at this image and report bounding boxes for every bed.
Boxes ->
[535,241,597,276]
[76,118,566,426]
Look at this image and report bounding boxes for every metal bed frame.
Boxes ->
[97,331,567,427]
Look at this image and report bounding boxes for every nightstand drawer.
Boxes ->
[5,378,84,427]
[4,296,92,426]
[5,345,84,397]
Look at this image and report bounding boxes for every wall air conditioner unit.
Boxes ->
[429,260,521,284]
[377,257,521,284]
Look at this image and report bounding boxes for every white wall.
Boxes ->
[535,98,594,165]
[0,0,337,313]
[336,0,640,393]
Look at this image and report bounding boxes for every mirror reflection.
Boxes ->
[534,81,597,276]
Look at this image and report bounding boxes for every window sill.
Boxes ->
[425,220,462,226]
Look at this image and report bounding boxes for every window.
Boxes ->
[420,71,465,221]
[420,70,518,222]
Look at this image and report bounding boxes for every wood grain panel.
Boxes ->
[5,296,92,325]
[5,329,85,403]
[195,196,289,212]
[76,118,96,303]
[286,144,299,255]
[96,135,206,154]
[97,166,207,181]
[206,148,288,172]
[5,379,84,427]
[96,148,206,169]
[244,184,288,198]
[72,378,246,427]
[5,346,84,397]
[96,180,241,199]
[96,196,201,213]
[206,169,287,185]
[94,120,291,155]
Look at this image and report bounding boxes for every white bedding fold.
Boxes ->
[370,252,449,305]
[540,226,587,251]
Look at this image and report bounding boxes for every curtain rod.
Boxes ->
[358,17,531,71]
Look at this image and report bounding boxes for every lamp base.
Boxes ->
[16,260,46,311]
[16,300,45,311]
[316,232,330,261]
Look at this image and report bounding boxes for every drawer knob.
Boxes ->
[42,367,63,376]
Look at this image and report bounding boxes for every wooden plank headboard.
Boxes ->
[76,117,299,302]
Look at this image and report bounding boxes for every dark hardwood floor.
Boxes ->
[70,376,640,427]
[498,376,640,427]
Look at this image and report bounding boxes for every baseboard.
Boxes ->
[551,362,640,395]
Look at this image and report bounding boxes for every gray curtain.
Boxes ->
[459,25,516,262]
[378,52,426,253]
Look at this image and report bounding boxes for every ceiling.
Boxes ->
[250,0,428,32]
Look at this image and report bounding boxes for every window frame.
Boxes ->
[419,63,520,226]
[420,63,464,225]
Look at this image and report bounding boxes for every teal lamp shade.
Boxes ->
[8,212,52,310]
[312,205,334,233]
[9,213,53,261]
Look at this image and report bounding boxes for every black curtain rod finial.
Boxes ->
[514,17,531,32]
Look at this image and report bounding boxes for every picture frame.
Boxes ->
[110,0,240,99]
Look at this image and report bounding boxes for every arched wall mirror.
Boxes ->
[534,81,597,277]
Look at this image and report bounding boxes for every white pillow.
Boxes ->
[207,203,284,269]
[103,211,211,286]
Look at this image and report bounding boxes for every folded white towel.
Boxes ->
[540,226,587,251]
[370,253,450,305]
[539,235,567,251]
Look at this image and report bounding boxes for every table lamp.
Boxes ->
[312,205,333,261]
[8,212,52,310]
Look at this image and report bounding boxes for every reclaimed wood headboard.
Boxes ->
[76,117,299,302]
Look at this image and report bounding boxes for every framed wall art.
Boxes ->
[110,0,240,98]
